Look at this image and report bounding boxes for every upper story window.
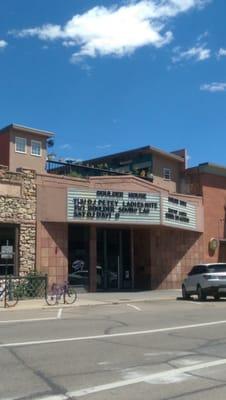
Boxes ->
[163,168,172,180]
[15,137,27,154]
[31,140,42,157]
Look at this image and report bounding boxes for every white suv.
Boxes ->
[182,263,226,301]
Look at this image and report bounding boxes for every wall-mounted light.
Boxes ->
[209,238,218,252]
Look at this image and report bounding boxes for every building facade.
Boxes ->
[186,163,226,264]
[0,123,224,292]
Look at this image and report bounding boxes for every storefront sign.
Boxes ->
[68,189,160,225]
[68,190,197,230]
[162,196,196,230]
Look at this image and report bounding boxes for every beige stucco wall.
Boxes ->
[152,154,182,193]
[9,131,47,174]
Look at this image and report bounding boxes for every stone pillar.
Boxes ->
[89,225,97,292]
[19,223,36,274]
[0,167,37,276]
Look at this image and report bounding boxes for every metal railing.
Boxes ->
[46,160,127,178]
[0,273,48,307]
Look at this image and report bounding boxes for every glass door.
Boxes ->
[106,230,120,289]
[97,228,132,290]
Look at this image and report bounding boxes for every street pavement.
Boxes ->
[1,294,226,399]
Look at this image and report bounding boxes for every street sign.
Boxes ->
[1,245,13,259]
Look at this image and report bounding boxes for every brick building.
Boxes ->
[186,163,226,264]
[0,123,224,292]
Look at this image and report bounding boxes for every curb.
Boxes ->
[0,295,179,312]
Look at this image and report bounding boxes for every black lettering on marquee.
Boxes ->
[128,192,146,199]
[72,192,158,221]
[165,210,190,224]
[168,196,187,207]
[96,190,123,198]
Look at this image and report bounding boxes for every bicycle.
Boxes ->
[0,279,19,307]
[45,282,77,306]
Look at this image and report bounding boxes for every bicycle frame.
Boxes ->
[0,277,18,308]
[51,282,69,304]
[46,282,77,306]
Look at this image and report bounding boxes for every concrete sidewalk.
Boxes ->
[0,289,181,311]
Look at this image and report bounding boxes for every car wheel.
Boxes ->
[182,285,190,300]
[197,285,206,301]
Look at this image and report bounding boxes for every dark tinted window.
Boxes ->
[197,266,208,274]
[188,266,199,276]
[207,264,226,273]
[188,265,207,275]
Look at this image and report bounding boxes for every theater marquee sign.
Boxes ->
[67,189,197,230]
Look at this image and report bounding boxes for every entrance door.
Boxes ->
[106,230,120,290]
[97,228,132,290]
[68,225,90,289]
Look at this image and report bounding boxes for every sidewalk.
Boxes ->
[0,289,181,311]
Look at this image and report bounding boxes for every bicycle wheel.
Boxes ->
[64,286,77,304]
[5,290,18,307]
[45,292,57,306]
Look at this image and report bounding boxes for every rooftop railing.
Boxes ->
[46,160,127,178]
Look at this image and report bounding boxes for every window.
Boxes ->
[188,265,207,275]
[15,137,27,154]
[163,168,172,180]
[31,140,42,157]
[188,266,198,276]
[207,264,226,273]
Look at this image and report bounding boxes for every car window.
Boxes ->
[188,265,207,275]
[207,264,226,273]
[198,266,207,274]
[188,266,198,276]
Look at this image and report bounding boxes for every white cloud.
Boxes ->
[217,48,226,58]
[0,40,8,49]
[200,82,226,92]
[59,143,72,150]
[172,44,210,63]
[10,0,210,59]
[171,30,211,64]
[197,31,208,42]
[96,144,112,149]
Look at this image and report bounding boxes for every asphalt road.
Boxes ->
[1,298,226,399]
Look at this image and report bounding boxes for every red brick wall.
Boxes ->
[201,174,226,262]
[38,222,68,286]
[151,228,204,289]
[133,227,204,290]
[0,132,10,167]
[134,229,151,289]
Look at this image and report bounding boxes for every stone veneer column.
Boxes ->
[19,224,36,274]
[0,167,37,275]
[18,169,37,274]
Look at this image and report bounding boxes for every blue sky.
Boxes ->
[0,0,225,167]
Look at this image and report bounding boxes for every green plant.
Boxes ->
[13,272,47,299]
[69,171,83,179]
